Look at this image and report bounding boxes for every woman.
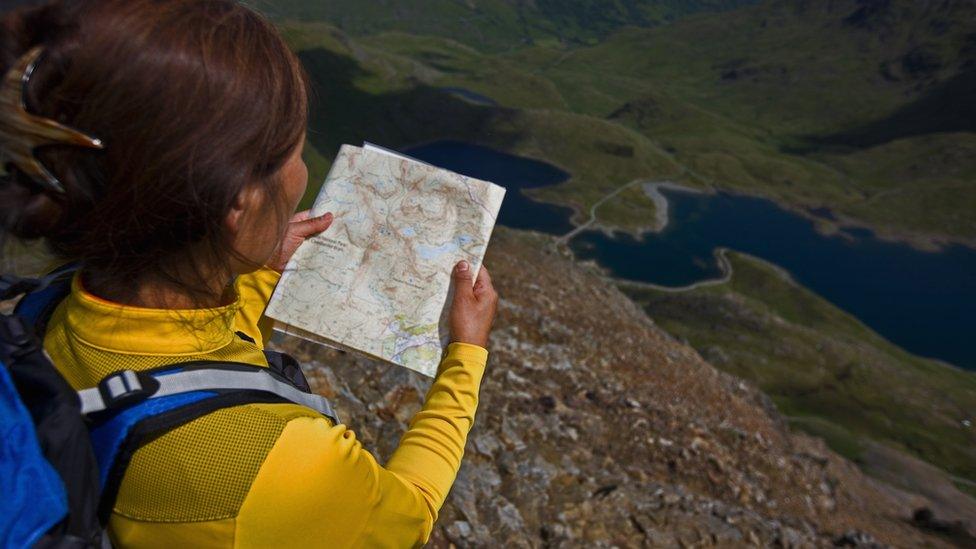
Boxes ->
[0,0,497,546]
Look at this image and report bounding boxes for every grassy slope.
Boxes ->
[274,0,976,244]
[278,21,675,229]
[510,2,976,243]
[817,133,976,239]
[255,0,759,52]
[621,252,976,483]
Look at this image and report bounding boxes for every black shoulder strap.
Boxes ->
[11,264,78,337]
[0,270,63,300]
[263,348,313,392]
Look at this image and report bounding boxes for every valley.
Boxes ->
[264,0,976,509]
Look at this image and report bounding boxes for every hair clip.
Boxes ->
[0,46,103,194]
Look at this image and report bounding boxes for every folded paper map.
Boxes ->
[266,143,506,377]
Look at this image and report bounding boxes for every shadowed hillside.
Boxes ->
[802,69,976,151]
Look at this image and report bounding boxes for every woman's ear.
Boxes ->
[225,183,264,237]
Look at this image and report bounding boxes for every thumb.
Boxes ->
[294,212,333,237]
[453,260,474,299]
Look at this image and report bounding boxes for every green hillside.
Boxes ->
[279,21,677,227]
[251,0,759,51]
[621,252,976,486]
[269,0,976,246]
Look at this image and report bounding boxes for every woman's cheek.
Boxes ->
[290,159,309,213]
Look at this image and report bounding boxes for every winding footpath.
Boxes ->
[556,179,643,244]
[557,179,704,245]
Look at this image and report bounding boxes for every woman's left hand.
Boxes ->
[267,210,334,272]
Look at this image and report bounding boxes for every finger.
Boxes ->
[452,260,475,300]
[473,265,492,293]
[293,212,334,237]
[291,210,313,223]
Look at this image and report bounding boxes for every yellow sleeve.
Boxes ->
[235,342,488,547]
[233,267,281,349]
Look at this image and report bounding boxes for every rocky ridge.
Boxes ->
[273,228,952,547]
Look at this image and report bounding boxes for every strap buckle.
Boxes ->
[97,370,159,410]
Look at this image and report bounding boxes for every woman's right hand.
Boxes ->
[449,260,498,348]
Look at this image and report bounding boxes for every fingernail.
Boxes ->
[457,260,469,272]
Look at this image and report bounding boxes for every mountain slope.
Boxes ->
[274,229,971,547]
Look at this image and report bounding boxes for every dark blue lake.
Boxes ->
[570,191,976,370]
[405,141,976,371]
[405,141,576,235]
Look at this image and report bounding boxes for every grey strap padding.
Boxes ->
[78,369,340,424]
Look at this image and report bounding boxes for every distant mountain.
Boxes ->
[249,0,761,50]
[594,0,976,139]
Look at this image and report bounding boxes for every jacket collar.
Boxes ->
[64,273,241,355]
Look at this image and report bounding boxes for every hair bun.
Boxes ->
[0,170,65,239]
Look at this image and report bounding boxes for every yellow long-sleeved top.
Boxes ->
[42,267,488,548]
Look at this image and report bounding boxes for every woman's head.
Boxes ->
[0,0,309,303]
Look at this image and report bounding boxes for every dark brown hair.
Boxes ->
[0,0,307,303]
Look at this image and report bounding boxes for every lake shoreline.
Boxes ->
[567,187,976,370]
[608,247,734,292]
[555,180,704,244]
[639,180,703,232]
[575,180,974,254]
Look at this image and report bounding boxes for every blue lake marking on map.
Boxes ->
[416,241,460,260]
[327,178,358,199]
[374,176,399,195]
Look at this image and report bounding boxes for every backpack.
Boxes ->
[0,267,339,548]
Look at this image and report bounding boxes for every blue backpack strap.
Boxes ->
[85,361,339,524]
[87,387,225,523]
